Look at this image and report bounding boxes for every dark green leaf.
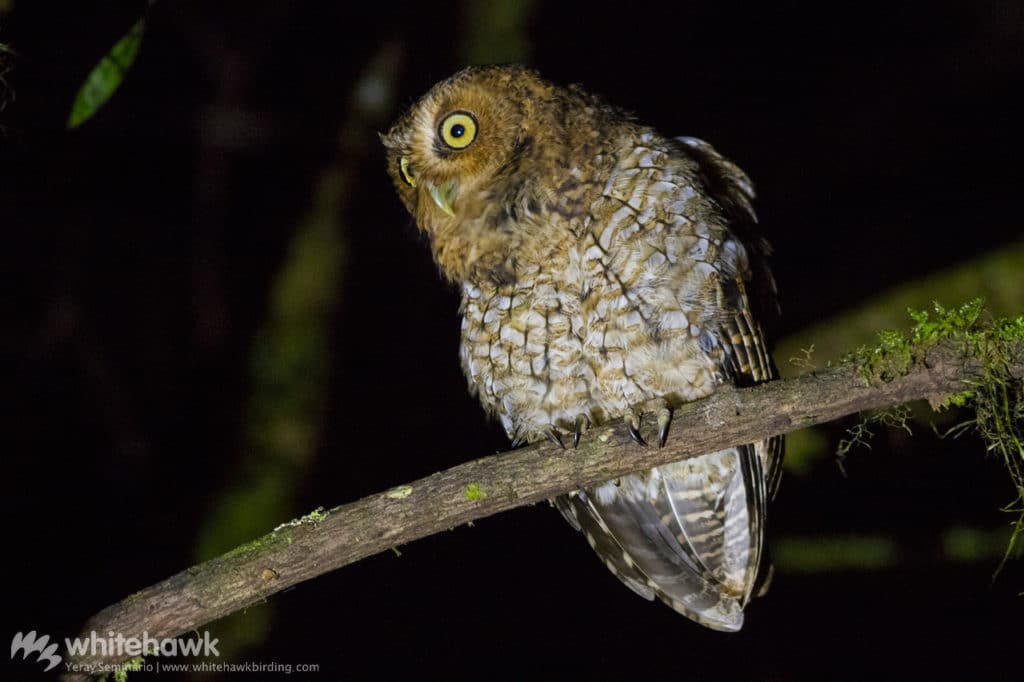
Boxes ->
[67,18,145,129]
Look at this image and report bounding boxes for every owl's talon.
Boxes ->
[573,414,589,449]
[625,413,647,447]
[544,427,565,450]
[656,405,673,448]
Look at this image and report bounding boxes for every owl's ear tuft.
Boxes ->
[378,130,397,150]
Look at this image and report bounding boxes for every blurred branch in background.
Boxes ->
[173,0,294,355]
[778,241,1024,477]
[0,26,14,131]
[773,524,1018,574]
[177,0,528,659]
[189,1,533,661]
[776,241,1024,377]
[189,42,403,660]
[460,0,535,65]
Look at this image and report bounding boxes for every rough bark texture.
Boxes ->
[64,339,1022,679]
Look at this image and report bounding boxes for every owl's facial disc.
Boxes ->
[384,68,530,226]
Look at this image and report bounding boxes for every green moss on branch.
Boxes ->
[848,299,1024,562]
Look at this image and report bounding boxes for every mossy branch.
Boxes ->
[64,307,1023,680]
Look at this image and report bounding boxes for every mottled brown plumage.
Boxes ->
[382,66,782,631]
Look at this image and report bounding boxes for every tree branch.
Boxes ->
[65,338,1022,678]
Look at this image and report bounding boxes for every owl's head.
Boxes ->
[381,66,556,238]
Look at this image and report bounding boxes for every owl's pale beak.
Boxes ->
[427,180,458,217]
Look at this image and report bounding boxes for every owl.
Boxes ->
[382,66,783,631]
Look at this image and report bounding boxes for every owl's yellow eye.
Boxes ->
[399,157,416,187]
[438,111,478,150]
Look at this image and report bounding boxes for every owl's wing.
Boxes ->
[556,321,777,630]
[716,285,786,501]
[556,137,782,630]
[676,134,784,499]
[676,136,782,360]
[557,446,762,631]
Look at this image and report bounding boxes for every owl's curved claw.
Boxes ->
[627,424,646,446]
[657,404,673,448]
[625,413,647,447]
[544,427,565,450]
[573,414,589,449]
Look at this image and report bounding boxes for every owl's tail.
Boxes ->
[554,442,770,632]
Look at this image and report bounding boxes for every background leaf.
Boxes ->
[66,18,144,129]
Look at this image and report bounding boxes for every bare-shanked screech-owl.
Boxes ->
[382,66,783,631]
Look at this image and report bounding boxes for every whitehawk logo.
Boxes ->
[11,630,62,672]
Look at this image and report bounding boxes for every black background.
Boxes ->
[3,1,1022,679]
